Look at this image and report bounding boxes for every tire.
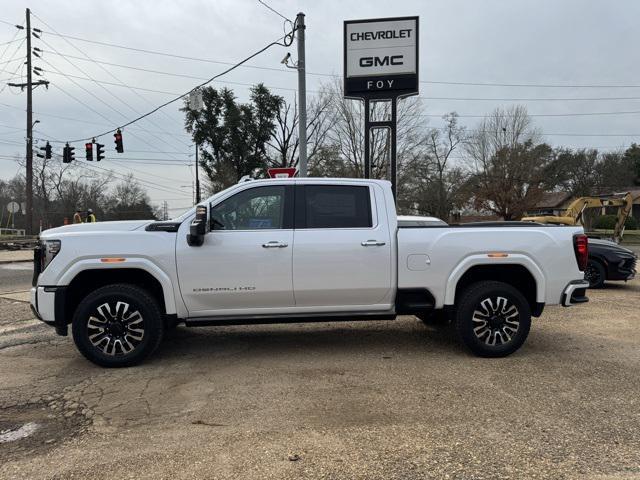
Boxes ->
[454,281,531,358]
[71,284,164,367]
[585,259,606,289]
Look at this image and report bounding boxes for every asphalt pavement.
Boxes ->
[0,268,639,479]
[0,262,32,293]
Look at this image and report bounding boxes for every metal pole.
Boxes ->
[363,98,370,179]
[390,97,397,201]
[25,8,33,236]
[296,12,307,177]
[195,143,201,203]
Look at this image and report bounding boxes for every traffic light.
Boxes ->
[63,143,75,163]
[114,129,124,153]
[85,142,93,161]
[96,143,105,161]
[37,141,51,159]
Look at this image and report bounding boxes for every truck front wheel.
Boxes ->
[455,281,531,357]
[71,284,164,367]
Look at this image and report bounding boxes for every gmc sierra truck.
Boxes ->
[30,178,590,367]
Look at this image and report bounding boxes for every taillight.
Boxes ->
[573,234,588,271]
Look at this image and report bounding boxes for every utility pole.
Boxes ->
[296,12,307,177]
[195,145,201,203]
[25,8,33,236]
[7,8,48,236]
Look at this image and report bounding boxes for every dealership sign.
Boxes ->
[344,16,419,98]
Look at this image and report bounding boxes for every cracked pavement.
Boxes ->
[0,272,639,479]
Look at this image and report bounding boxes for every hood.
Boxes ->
[40,220,153,238]
[588,238,636,255]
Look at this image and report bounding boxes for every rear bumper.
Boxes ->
[561,280,590,307]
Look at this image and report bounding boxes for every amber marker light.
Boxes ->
[487,253,509,258]
[100,258,126,263]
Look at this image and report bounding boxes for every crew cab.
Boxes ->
[31,178,590,367]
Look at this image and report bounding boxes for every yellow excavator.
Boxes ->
[522,192,633,243]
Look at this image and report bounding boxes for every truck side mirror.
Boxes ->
[187,204,209,247]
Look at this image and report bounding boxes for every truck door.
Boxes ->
[176,184,295,316]
[292,183,393,309]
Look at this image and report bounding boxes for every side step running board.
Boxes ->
[185,311,396,327]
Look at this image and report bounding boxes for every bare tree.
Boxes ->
[400,113,468,219]
[314,77,426,180]
[267,91,334,169]
[465,105,553,220]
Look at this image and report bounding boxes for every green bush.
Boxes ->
[593,214,638,230]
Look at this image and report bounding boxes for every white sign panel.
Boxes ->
[344,16,419,98]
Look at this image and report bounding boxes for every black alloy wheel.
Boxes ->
[584,260,606,289]
[72,284,164,367]
[455,281,531,357]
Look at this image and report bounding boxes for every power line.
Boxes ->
[32,12,191,149]
[418,109,640,118]
[34,20,295,142]
[0,37,25,94]
[44,80,189,159]
[61,156,193,197]
[421,79,640,89]
[109,159,192,184]
[36,28,303,76]
[420,95,640,102]
[0,101,192,139]
[31,27,640,89]
[0,38,22,48]
[0,19,21,27]
[48,50,640,102]
[40,52,299,93]
[35,33,190,155]
[258,0,293,22]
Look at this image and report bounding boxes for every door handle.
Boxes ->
[262,241,288,248]
[361,240,386,247]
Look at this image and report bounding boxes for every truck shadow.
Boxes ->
[154,318,465,363]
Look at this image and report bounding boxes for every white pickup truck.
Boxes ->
[31,178,590,367]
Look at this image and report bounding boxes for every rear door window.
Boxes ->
[300,185,372,229]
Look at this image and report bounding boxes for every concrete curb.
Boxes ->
[0,258,33,265]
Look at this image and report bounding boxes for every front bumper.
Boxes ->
[561,280,590,307]
[30,286,68,335]
[607,255,637,281]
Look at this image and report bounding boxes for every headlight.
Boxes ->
[41,240,61,271]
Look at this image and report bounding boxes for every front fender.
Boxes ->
[443,254,545,306]
[57,257,177,315]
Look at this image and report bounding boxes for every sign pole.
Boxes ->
[363,98,370,179]
[343,16,419,203]
[390,97,397,199]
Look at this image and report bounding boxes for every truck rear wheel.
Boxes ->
[71,284,164,367]
[455,281,531,357]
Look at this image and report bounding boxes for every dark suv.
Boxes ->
[585,238,637,288]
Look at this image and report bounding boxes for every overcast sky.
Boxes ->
[1,0,639,214]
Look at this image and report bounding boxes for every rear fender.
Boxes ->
[444,254,545,306]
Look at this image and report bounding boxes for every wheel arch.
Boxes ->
[61,264,176,325]
[445,257,544,316]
